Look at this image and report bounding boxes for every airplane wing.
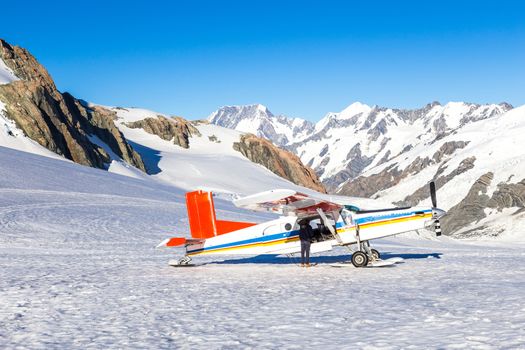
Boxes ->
[233,189,342,216]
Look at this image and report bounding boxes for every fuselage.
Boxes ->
[185,206,437,257]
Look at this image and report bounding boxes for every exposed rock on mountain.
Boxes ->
[396,156,476,207]
[440,172,494,235]
[0,39,145,172]
[489,179,525,210]
[233,134,326,193]
[126,116,201,149]
[208,104,314,146]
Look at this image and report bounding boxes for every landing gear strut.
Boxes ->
[371,248,380,260]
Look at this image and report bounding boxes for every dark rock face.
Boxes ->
[488,179,525,210]
[441,172,494,235]
[321,143,374,192]
[439,174,525,237]
[432,141,470,163]
[125,116,201,149]
[233,134,326,193]
[367,118,387,141]
[0,39,145,172]
[338,164,402,198]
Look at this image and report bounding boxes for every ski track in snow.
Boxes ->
[1,148,525,349]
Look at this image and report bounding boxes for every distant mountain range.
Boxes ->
[207,101,525,238]
[208,104,314,146]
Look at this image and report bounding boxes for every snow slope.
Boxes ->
[112,106,319,195]
[1,146,524,349]
[0,57,18,85]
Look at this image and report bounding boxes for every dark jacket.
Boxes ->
[299,224,313,242]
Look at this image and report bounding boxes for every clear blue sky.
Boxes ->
[2,0,524,121]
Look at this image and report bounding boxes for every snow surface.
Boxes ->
[1,146,525,349]
[112,107,318,195]
[0,57,19,85]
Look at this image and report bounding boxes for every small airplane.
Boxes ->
[158,182,446,267]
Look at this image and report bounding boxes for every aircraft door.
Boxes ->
[263,224,281,236]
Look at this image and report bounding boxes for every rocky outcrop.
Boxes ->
[233,134,326,193]
[488,180,525,210]
[439,174,525,237]
[441,172,494,235]
[125,116,201,149]
[0,39,145,172]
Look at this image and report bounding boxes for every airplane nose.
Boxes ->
[432,208,446,219]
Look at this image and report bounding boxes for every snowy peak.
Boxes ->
[207,104,314,146]
[208,104,274,126]
[338,102,372,119]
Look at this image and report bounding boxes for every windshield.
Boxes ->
[340,208,354,225]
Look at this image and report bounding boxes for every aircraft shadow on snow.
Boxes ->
[213,252,443,265]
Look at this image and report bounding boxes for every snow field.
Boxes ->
[1,146,525,349]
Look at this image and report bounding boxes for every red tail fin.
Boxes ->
[186,190,255,239]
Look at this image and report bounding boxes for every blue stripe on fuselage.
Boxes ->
[188,229,300,253]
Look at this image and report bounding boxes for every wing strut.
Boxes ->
[316,208,342,244]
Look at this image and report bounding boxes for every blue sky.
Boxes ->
[2,0,524,121]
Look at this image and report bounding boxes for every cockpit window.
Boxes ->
[344,205,360,212]
[340,209,354,225]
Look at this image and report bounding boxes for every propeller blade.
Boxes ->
[430,181,437,208]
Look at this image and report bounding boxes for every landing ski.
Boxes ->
[330,257,404,268]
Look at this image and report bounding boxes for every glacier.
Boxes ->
[1,146,524,349]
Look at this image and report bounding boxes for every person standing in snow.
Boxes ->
[299,220,313,267]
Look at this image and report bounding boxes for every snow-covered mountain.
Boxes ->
[294,101,512,188]
[208,104,314,146]
[209,101,511,189]
[0,38,324,196]
[339,104,525,238]
[208,101,524,238]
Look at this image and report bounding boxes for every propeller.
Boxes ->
[430,181,437,208]
[429,181,442,236]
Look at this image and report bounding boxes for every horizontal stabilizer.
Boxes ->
[156,237,204,248]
